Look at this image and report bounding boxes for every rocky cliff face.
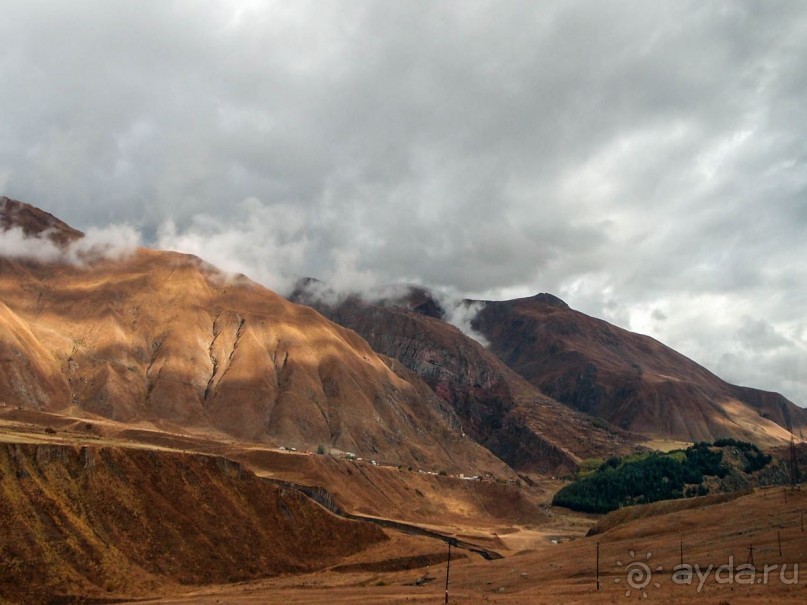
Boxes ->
[292,286,638,474]
[472,294,807,446]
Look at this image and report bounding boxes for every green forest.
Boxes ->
[552,440,771,513]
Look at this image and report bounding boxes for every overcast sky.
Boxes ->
[1,0,806,405]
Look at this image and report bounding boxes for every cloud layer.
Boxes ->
[1,1,806,403]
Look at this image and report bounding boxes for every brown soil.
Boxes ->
[5,404,804,604]
[0,408,539,527]
[0,412,591,603]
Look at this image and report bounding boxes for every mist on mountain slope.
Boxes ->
[0,223,141,265]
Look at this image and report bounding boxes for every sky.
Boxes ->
[1,1,806,405]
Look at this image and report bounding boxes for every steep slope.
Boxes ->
[0,200,506,474]
[472,293,807,446]
[292,284,639,474]
[0,196,83,244]
[0,443,386,603]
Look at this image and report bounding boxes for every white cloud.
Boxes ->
[438,296,490,348]
[156,197,311,294]
[0,224,141,264]
[68,224,142,263]
[0,227,62,263]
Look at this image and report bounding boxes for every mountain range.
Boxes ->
[292,280,807,450]
[2,196,805,481]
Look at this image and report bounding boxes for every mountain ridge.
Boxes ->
[471,292,807,446]
[294,281,805,448]
[291,283,640,473]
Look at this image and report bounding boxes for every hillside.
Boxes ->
[118,476,807,603]
[0,198,506,474]
[3,199,806,605]
[0,442,387,603]
[295,282,807,449]
[472,294,807,446]
[291,283,639,474]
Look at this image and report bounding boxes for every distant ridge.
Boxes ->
[295,280,806,448]
[292,281,640,473]
[473,294,807,446]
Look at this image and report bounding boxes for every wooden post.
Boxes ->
[596,542,600,591]
[445,538,455,604]
[680,540,683,568]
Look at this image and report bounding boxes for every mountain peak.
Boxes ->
[0,196,84,245]
[529,293,569,308]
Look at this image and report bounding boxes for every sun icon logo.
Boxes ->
[614,550,663,598]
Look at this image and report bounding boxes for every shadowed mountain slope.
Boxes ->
[472,293,807,446]
[291,284,639,474]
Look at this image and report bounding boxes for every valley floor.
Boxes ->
[3,408,807,604]
[132,487,807,604]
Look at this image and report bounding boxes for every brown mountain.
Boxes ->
[472,293,807,446]
[291,283,639,474]
[0,199,507,474]
[0,196,83,244]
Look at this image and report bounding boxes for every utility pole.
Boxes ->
[596,542,600,591]
[445,538,457,604]
[791,437,801,488]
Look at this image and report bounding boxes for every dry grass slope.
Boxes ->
[0,442,387,604]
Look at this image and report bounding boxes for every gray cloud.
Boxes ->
[1,0,806,404]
